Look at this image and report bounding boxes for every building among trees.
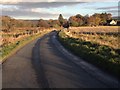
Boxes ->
[107,20,117,26]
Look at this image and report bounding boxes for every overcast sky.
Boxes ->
[0,0,119,20]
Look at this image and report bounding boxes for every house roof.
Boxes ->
[107,20,117,23]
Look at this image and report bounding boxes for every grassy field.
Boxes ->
[0,28,52,63]
[69,26,119,33]
[58,26,120,79]
[65,26,119,49]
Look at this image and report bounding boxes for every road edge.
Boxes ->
[52,31,120,88]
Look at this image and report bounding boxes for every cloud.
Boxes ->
[2,10,55,17]
[6,2,82,9]
[2,2,83,9]
[2,8,58,19]
[95,5,119,16]
[1,2,83,19]
[0,0,119,4]
[1,1,119,19]
[1,3,73,20]
[96,6,119,10]
[107,10,120,13]
[2,10,72,20]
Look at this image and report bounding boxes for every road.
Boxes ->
[2,31,119,88]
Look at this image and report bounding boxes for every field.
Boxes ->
[58,26,120,78]
[65,26,119,49]
[0,27,52,63]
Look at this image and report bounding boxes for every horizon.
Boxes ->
[0,13,120,20]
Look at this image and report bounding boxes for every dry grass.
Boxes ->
[1,28,53,63]
[1,27,53,47]
[64,26,119,49]
[69,26,119,33]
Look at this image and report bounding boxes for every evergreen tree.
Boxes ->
[58,14,64,26]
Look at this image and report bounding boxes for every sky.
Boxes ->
[0,0,119,20]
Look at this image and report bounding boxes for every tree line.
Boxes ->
[1,12,115,31]
[62,13,112,27]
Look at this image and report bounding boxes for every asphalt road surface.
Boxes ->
[2,31,119,88]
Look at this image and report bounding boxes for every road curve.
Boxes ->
[2,31,119,88]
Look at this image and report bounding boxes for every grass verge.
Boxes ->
[58,30,120,79]
[1,30,51,63]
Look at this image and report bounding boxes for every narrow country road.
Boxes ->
[2,31,119,88]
